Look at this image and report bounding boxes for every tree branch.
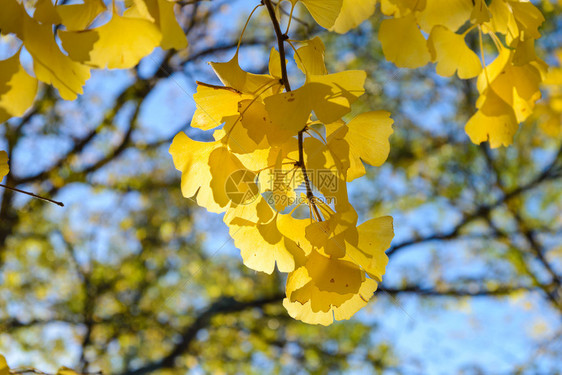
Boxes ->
[120,294,284,375]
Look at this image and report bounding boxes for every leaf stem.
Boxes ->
[263,0,322,221]
[0,184,64,207]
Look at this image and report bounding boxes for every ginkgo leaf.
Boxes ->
[264,70,366,132]
[295,37,328,76]
[237,99,294,149]
[345,216,393,282]
[124,0,155,20]
[268,48,283,79]
[513,38,538,66]
[509,1,545,40]
[0,151,9,181]
[191,84,249,130]
[283,250,378,325]
[465,88,518,148]
[330,0,376,34]
[0,354,9,375]
[56,0,107,31]
[210,53,280,95]
[477,49,544,122]
[227,204,308,274]
[23,15,90,100]
[152,0,188,50]
[228,215,299,274]
[308,70,366,122]
[263,83,323,135]
[169,132,224,213]
[379,14,431,69]
[59,9,162,69]
[417,0,472,33]
[292,0,344,29]
[470,0,491,24]
[277,213,312,258]
[0,0,24,37]
[0,51,38,123]
[485,0,518,43]
[328,111,394,181]
[34,0,62,25]
[126,0,187,50]
[208,146,255,209]
[427,26,482,79]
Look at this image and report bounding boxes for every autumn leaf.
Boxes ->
[59,8,162,69]
[0,51,38,123]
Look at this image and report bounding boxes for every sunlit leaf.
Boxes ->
[0,51,38,123]
[59,8,162,69]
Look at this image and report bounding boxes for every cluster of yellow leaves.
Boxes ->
[0,0,187,122]
[170,29,395,325]
[376,0,548,148]
[0,353,80,375]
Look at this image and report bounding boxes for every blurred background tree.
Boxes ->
[0,1,561,374]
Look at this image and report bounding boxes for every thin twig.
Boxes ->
[0,184,64,207]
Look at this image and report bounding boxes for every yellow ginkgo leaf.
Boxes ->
[328,111,394,181]
[470,0,491,24]
[153,0,188,50]
[263,83,324,135]
[477,49,544,122]
[417,0,472,33]
[485,0,518,43]
[268,48,283,79]
[277,213,312,258]
[126,0,187,50]
[208,146,256,209]
[56,0,107,31]
[34,0,62,25]
[191,84,249,130]
[169,132,224,213]
[509,1,545,40]
[343,111,393,170]
[0,354,9,375]
[345,216,393,282]
[428,26,482,79]
[465,88,518,148]
[308,70,366,122]
[295,37,328,76]
[265,70,365,132]
[124,0,155,20]
[228,214,301,274]
[379,14,431,69]
[210,53,280,95]
[0,0,25,37]
[283,250,378,325]
[330,0,376,34]
[0,51,38,123]
[238,99,294,149]
[292,0,344,29]
[23,16,90,100]
[59,10,162,69]
[0,151,9,181]
[227,201,309,274]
